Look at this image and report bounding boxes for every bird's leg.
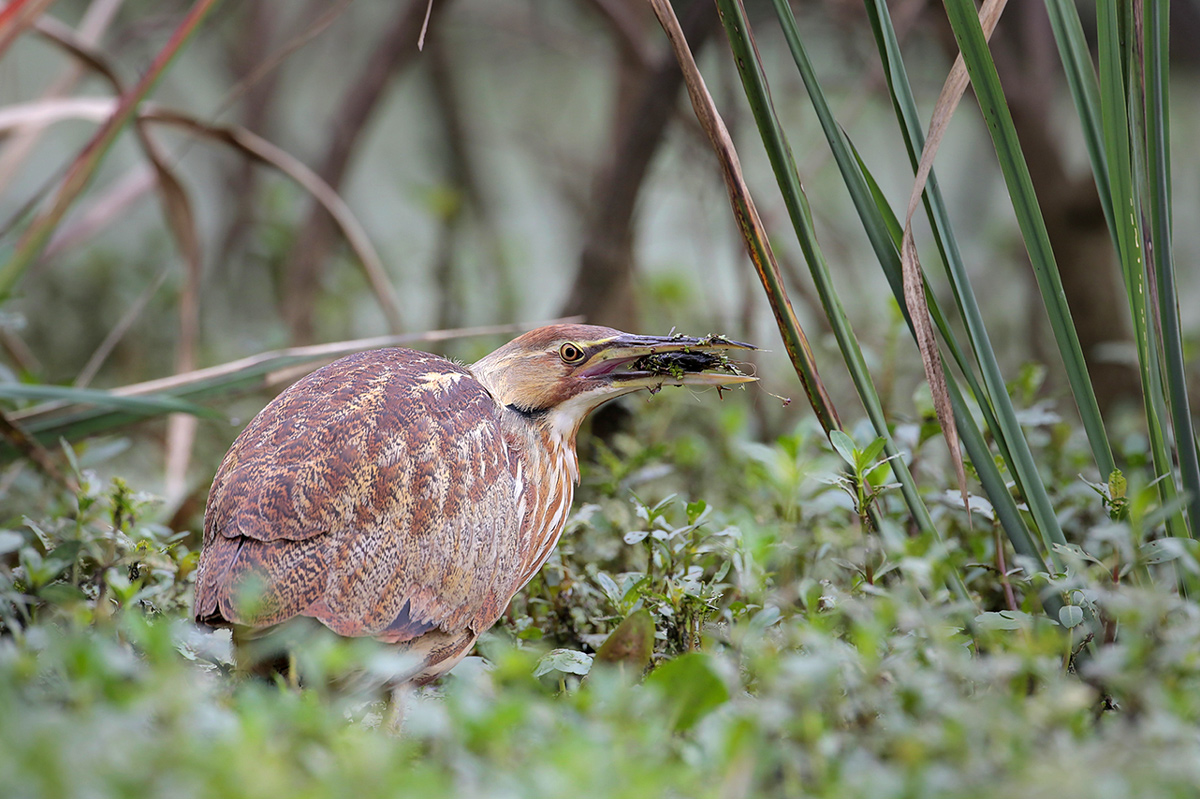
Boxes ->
[287,651,299,690]
[385,682,412,736]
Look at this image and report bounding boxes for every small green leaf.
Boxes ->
[36,583,88,604]
[533,648,593,678]
[595,572,621,605]
[974,610,1036,631]
[1058,605,1084,629]
[46,540,83,567]
[624,530,649,545]
[594,609,655,676]
[1140,538,1200,571]
[0,530,25,555]
[858,436,888,469]
[646,652,729,731]
[748,605,782,634]
[829,430,856,466]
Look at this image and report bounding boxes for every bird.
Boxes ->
[193,323,754,683]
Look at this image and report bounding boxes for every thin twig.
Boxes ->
[212,0,355,119]
[0,0,124,193]
[0,407,77,492]
[75,267,170,387]
[13,318,586,422]
[418,0,434,49]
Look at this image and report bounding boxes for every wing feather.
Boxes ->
[194,348,521,642]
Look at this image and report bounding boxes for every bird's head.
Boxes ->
[471,324,756,443]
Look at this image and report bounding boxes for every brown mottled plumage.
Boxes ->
[193,324,754,683]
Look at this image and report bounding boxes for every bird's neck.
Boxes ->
[503,408,579,590]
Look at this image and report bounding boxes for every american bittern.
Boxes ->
[193,324,753,682]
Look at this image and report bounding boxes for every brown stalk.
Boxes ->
[11,319,585,427]
[0,0,123,194]
[0,408,76,492]
[900,0,1009,522]
[645,0,840,432]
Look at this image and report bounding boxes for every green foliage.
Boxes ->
[715,0,1197,628]
[1,473,194,637]
[2,402,1200,796]
[0,2,1197,791]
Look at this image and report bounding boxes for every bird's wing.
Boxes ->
[193,349,522,643]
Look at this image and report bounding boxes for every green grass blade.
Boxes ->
[1095,0,1187,538]
[7,324,538,447]
[860,0,1071,561]
[851,145,1043,569]
[940,0,1116,481]
[765,0,983,405]
[0,0,221,301]
[648,0,843,436]
[1042,0,1116,238]
[1144,0,1199,533]
[714,0,959,589]
[0,383,221,430]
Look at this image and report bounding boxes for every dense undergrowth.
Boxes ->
[3,396,1200,798]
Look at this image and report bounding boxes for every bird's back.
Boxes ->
[194,347,523,646]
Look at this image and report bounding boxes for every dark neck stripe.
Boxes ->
[506,403,549,420]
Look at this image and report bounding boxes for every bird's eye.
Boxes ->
[559,342,586,364]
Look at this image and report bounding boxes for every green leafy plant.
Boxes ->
[643,0,1198,631]
[1,472,193,637]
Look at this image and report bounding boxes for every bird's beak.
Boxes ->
[579,333,758,389]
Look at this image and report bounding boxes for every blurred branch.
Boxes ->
[214,0,355,120]
[425,22,519,327]
[582,0,655,69]
[43,167,155,260]
[0,0,220,301]
[0,327,41,375]
[561,0,720,330]
[214,1,354,270]
[0,408,76,491]
[75,268,170,388]
[0,0,56,58]
[282,0,452,342]
[0,99,401,331]
[150,109,402,329]
[0,0,123,194]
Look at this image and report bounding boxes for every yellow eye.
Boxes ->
[559,342,586,364]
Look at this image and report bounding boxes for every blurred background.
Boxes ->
[2,0,1199,517]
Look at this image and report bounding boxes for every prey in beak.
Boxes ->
[580,332,757,392]
[470,324,757,431]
